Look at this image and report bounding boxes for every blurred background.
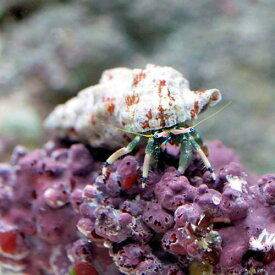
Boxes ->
[0,0,274,174]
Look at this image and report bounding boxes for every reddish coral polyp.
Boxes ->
[74,262,99,275]
[121,172,140,190]
[0,232,17,254]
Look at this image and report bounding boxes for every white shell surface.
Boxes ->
[45,64,221,149]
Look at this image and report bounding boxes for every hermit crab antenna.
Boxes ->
[192,101,232,128]
[111,125,154,138]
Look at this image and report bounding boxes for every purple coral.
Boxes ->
[0,140,274,274]
[258,174,275,205]
[0,144,115,274]
[75,140,274,274]
[143,202,174,233]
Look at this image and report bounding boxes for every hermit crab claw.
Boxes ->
[195,88,222,113]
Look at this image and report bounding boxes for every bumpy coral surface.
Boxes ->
[0,140,274,274]
[0,144,116,275]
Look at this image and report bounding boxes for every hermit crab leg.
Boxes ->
[102,136,141,179]
[189,137,216,181]
[141,137,154,188]
[178,136,193,174]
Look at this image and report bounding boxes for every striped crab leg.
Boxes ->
[102,136,141,179]
[141,137,154,188]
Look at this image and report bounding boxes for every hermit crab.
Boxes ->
[45,64,223,187]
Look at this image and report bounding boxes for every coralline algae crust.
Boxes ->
[0,140,274,274]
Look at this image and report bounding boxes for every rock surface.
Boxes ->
[0,140,274,274]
